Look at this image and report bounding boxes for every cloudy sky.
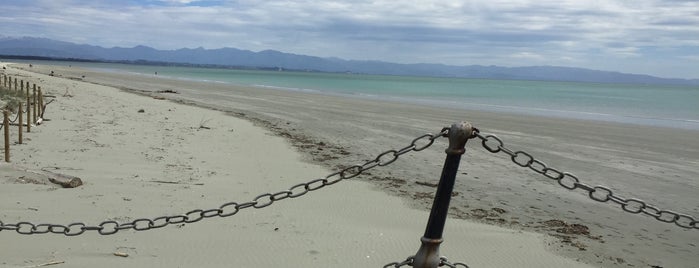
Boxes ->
[1,0,698,79]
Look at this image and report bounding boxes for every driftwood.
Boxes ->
[41,99,55,118]
[44,170,83,188]
[150,180,181,184]
[25,260,65,267]
[415,181,439,187]
[151,180,204,186]
[48,177,83,188]
[113,252,129,257]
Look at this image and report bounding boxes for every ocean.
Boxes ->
[14,60,699,130]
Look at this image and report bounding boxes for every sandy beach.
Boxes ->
[1,62,697,267]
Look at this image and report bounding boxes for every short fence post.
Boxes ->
[412,122,473,268]
[3,110,9,162]
[18,103,23,144]
[26,94,31,133]
[33,87,37,124]
[38,87,43,118]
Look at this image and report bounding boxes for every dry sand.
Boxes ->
[1,62,697,267]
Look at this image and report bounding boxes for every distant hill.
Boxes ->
[1,36,697,85]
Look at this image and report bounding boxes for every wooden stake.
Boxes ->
[3,110,9,162]
[27,260,65,267]
[26,94,31,133]
[33,87,37,124]
[18,103,23,144]
[38,87,43,118]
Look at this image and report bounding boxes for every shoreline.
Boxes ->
[81,65,699,132]
[8,59,699,131]
[3,62,698,267]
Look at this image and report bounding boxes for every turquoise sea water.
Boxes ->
[15,60,699,130]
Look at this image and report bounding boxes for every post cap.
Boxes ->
[445,122,473,155]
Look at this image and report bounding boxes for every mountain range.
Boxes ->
[1,36,697,85]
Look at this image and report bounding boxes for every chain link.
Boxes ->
[440,257,471,268]
[383,256,414,268]
[473,129,699,230]
[383,256,470,268]
[0,128,448,236]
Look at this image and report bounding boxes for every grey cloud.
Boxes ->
[0,0,697,78]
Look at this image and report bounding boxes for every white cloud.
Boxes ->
[1,0,698,78]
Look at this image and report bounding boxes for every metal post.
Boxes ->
[412,122,473,268]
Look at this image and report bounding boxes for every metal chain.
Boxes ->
[473,129,699,230]
[383,256,414,268]
[0,128,448,236]
[439,257,471,268]
[383,256,470,268]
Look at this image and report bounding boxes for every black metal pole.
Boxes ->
[413,122,473,268]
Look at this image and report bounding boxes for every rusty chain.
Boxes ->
[473,129,699,230]
[383,256,470,268]
[0,128,448,236]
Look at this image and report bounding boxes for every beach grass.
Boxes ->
[0,87,24,110]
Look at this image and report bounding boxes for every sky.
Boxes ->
[1,0,698,79]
